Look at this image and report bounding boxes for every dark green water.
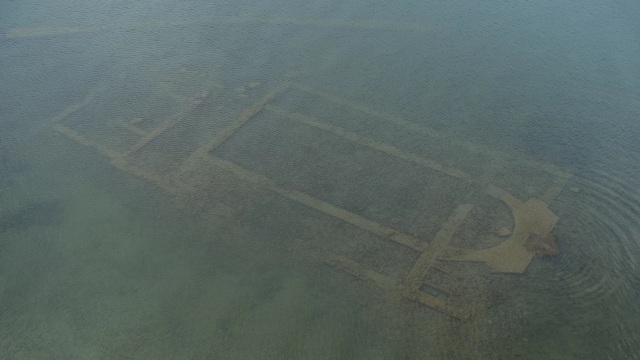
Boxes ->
[1,1,640,359]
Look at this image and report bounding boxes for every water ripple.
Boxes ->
[540,167,640,309]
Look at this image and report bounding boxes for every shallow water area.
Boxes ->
[2,1,640,359]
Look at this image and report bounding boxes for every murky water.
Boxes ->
[2,1,640,359]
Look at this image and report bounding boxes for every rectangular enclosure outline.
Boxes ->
[51,79,571,320]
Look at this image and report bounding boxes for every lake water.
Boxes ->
[1,1,640,358]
